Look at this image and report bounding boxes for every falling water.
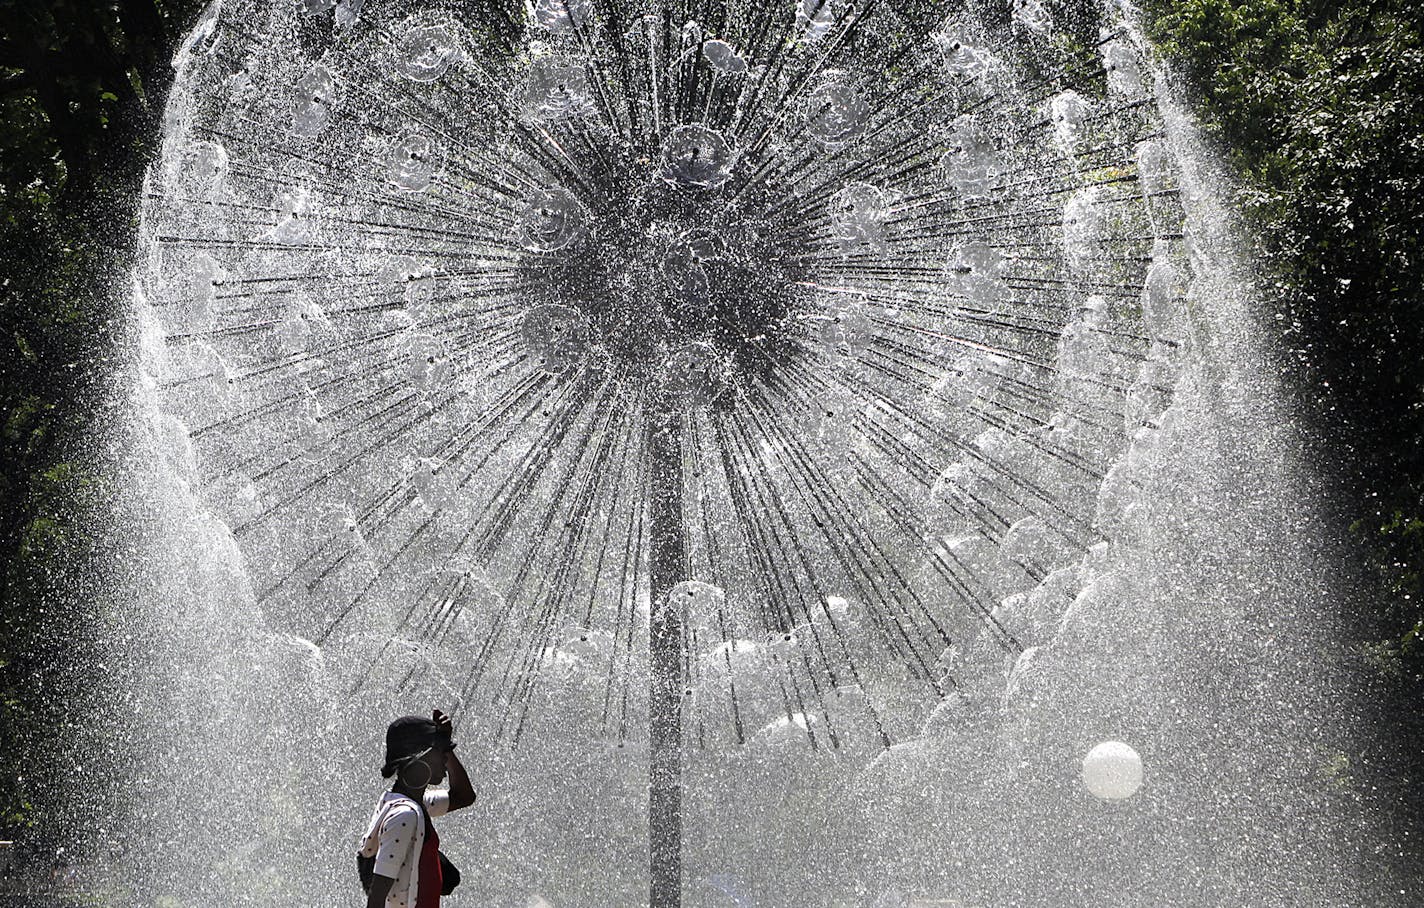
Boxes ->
[101,0,1410,904]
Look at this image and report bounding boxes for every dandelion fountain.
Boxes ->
[112,0,1404,904]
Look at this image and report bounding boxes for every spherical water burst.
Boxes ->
[1082,740,1145,800]
[1103,38,1147,98]
[1011,0,1053,33]
[660,341,732,405]
[140,0,1187,764]
[182,140,228,186]
[1049,90,1092,153]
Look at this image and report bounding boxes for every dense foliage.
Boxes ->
[1140,0,1424,675]
[0,0,1418,863]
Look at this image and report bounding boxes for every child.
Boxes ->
[358,710,477,907]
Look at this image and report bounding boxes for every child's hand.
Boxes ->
[433,708,454,745]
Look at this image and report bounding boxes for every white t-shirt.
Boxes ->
[358,789,450,908]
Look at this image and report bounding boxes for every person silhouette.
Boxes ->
[358,710,476,907]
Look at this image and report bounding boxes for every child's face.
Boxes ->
[422,744,450,786]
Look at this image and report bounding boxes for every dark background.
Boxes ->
[0,0,1419,879]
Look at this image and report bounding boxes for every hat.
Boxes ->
[382,715,449,777]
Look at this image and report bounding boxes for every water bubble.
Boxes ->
[804,380,863,459]
[947,531,1034,600]
[1135,138,1174,195]
[935,28,990,79]
[1061,189,1104,273]
[206,472,263,527]
[174,343,239,413]
[227,63,254,96]
[402,270,442,319]
[662,229,725,307]
[334,0,365,28]
[680,229,727,264]
[622,13,663,51]
[1082,740,1144,800]
[403,330,453,390]
[1141,249,1187,343]
[925,355,985,430]
[928,462,987,535]
[522,304,591,373]
[522,59,595,122]
[795,0,842,41]
[1056,297,1112,381]
[702,40,748,75]
[660,125,735,189]
[669,581,728,651]
[1049,90,1092,153]
[293,394,332,460]
[1011,0,1052,33]
[393,22,461,83]
[751,711,818,751]
[1103,40,1146,98]
[411,457,454,511]
[518,187,586,252]
[808,301,874,366]
[1124,349,1174,432]
[532,0,592,33]
[957,238,1005,277]
[175,2,220,61]
[828,182,889,252]
[805,80,867,148]
[1005,645,1040,700]
[269,187,315,245]
[951,239,1008,306]
[660,341,732,406]
[678,19,707,52]
[182,141,228,187]
[291,65,336,137]
[668,263,711,307]
[386,133,439,192]
[184,254,223,331]
[697,638,781,734]
[276,298,324,354]
[1000,516,1075,575]
[940,120,1001,198]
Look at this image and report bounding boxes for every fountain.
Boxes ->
[104,0,1410,904]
